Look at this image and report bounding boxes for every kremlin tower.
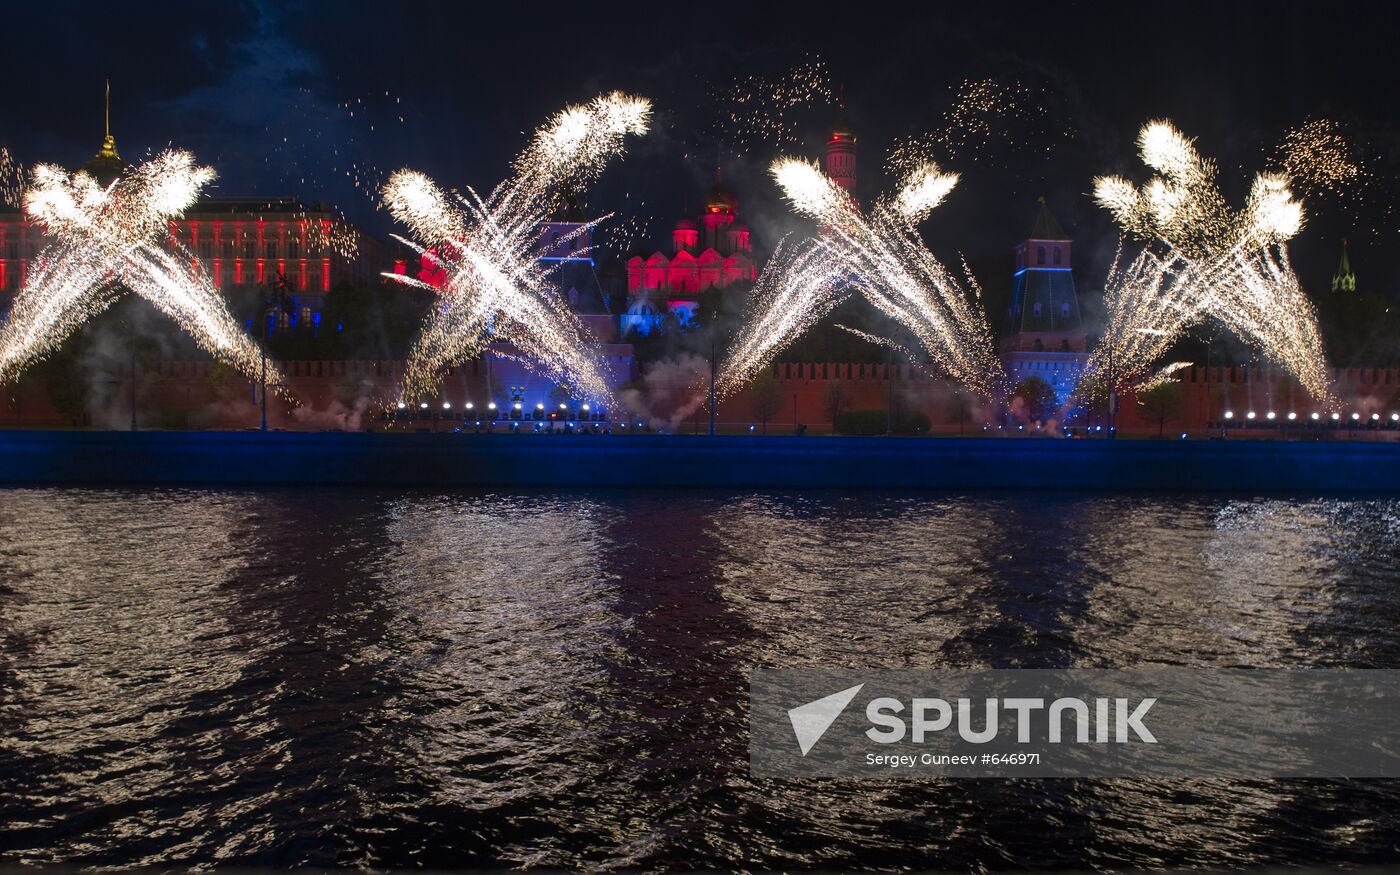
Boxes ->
[825,90,857,196]
[1332,239,1357,294]
[1001,199,1089,404]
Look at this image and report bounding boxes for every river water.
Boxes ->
[1,488,1398,869]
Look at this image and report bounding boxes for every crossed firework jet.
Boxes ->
[0,102,1332,412]
[0,152,285,391]
[717,157,1006,402]
[1090,121,1331,402]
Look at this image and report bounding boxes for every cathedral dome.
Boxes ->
[705,180,735,214]
[82,82,123,187]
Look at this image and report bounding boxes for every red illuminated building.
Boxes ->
[0,93,391,328]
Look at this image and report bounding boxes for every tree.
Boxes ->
[945,388,974,435]
[1012,376,1058,423]
[1137,380,1183,437]
[822,380,850,424]
[750,371,784,435]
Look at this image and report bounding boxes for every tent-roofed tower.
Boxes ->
[1000,199,1090,407]
[82,81,123,187]
[1332,238,1356,294]
[1004,199,1085,353]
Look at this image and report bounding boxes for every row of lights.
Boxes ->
[1222,411,1400,422]
[393,401,594,413]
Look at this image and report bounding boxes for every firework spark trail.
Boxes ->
[888,77,1070,175]
[1089,120,1331,401]
[0,151,282,389]
[0,147,24,208]
[709,59,834,152]
[1270,118,1365,204]
[718,158,1005,400]
[383,92,650,404]
[715,237,847,397]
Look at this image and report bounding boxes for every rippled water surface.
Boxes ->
[2,488,1399,869]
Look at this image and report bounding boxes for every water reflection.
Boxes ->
[1,488,1398,869]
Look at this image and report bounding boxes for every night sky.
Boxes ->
[4,1,1398,302]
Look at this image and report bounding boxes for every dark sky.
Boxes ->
[3,0,1397,298]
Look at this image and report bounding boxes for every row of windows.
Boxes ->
[1018,244,1065,269]
[1031,301,1073,318]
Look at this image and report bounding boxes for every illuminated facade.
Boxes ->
[0,103,391,330]
[623,168,757,333]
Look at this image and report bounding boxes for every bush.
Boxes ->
[833,409,932,436]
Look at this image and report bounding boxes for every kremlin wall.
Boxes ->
[3,100,1395,439]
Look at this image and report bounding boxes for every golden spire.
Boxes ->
[96,79,120,161]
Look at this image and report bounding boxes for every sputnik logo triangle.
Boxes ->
[787,683,865,756]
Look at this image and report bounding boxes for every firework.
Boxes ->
[0,147,23,208]
[0,151,282,389]
[718,157,1005,400]
[1089,121,1331,401]
[708,59,834,152]
[888,77,1070,175]
[1270,118,1364,203]
[383,92,650,404]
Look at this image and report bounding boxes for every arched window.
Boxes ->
[1053,246,1062,265]
[1037,245,1046,265]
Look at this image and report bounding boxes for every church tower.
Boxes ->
[1331,239,1356,294]
[825,90,857,196]
[82,81,123,187]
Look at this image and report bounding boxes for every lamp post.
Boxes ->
[118,318,137,431]
[885,348,894,436]
[129,324,137,431]
[1106,342,1116,439]
[708,334,716,436]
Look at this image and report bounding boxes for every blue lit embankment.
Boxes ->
[1,431,1398,491]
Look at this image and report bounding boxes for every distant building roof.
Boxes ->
[1332,239,1356,293]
